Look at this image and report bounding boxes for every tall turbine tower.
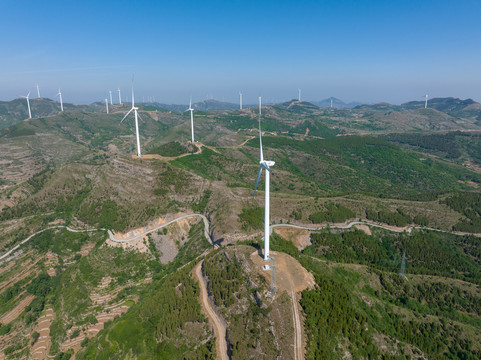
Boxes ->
[36,84,41,98]
[120,77,142,157]
[186,97,195,142]
[105,99,109,114]
[253,96,275,269]
[330,97,333,109]
[57,89,64,112]
[117,88,122,104]
[424,94,428,109]
[298,88,301,101]
[109,90,113,105]
[22,92,32,119]
[239,92,243,110]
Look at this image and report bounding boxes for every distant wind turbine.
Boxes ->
[239,92,243,110]
[36,84,40,98]
[105,99,109,114]
[57,89,64,112]
[253,96,276,269]
[109,90,113,105]
[186,97,195,142]
[424,94,428,109]
[120,77,142,157]
[330,97,333,109]
[298,88,301,101]
[117,88,122,104]
[21,92,32,119]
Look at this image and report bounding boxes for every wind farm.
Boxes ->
[1,1,481,359]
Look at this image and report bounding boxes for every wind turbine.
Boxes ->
[330,97,333,109]
[21,92,32,119]
[57,89,64,112]
[253,96,275,269]
[424,94,428,109]
[36,84,40,98]
[186,97,195,142]
[298,88,301,101]
[120,77,142,157]
[239,91,243,110]
[109,90,113,105]
[117,88,122,104]
[105,99,109,114]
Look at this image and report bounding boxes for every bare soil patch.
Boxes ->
[30,307,55,359]
[274,227,311,250]
[354,224,372,235]
[250,250,315,360]
[0,294,35,324]
[250,251,315,294]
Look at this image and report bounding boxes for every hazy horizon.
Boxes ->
[1,0,480,105]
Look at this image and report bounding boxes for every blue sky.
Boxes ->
[1,0,480,104]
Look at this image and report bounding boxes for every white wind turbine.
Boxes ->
[109,90,113,105]
[424,94,428,109]
[120,77,142,157]
[36,84,41,98]
[298,88,301,101]
[21,92,32,119]
[186,97,195,142]
[57,89,64,112]
[239,91,243,110]
[253,96,275,269]
[105,98,109,114]
[117,88,122,104]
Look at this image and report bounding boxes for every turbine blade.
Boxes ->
[131,75,135,107]
[137,112,144,122]
[120,108,134,123]
[253,166,263,199]
[263,163,276,176]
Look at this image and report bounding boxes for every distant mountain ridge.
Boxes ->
[311,97,362,108]
[149,99,249,113]
[401,97,481,121]
[0,98,95,129]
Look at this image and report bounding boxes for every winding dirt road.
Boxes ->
[270,219,479,237]
[291,291,303,360]
[1,214,213,264]
[194,260,228,360]
[108,214,212,245]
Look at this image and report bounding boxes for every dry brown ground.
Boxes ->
[45,251,58,277]
[135,142,203,161]
[193,260,228,360]
[30,307,55,359]
[274,227,311,250]
[354,224,372,235]
[250,250,315,360]
[79,242,95,256]
[60,275,134,356]
[0,294,35,324]
[0,256,41,294]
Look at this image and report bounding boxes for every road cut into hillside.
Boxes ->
[193,260,229,360]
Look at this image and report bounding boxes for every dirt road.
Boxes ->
[291,291,303,360]
[193,260,228,360]
[250,251,314,360]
